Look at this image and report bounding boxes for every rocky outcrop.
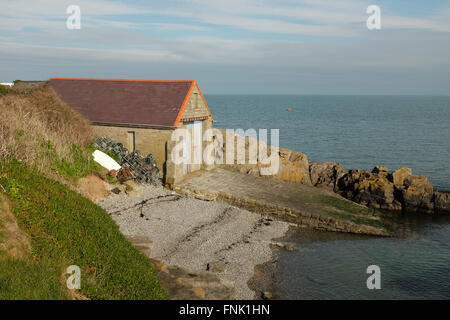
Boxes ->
[391,167,412,186]
[277,148,311,185]
[372,166,389,175]
[309,162,347,191]
[337,169,401,211]
[435,192,450,214]
[334,165,445,214]
[399,174,435,213]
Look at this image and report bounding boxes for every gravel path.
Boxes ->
[98,184,289,299]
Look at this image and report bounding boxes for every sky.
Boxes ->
[1,0,450,94]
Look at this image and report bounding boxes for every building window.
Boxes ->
[194,93,199,109]
[127,131,135,152]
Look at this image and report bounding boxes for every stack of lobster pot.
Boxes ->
[93,136,161,185]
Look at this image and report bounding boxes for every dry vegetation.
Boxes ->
[0,87,94,173]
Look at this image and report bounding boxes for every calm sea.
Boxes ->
[207,95,450,299]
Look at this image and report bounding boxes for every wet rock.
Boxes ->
[309,161,348,191]
[435,192,450,214]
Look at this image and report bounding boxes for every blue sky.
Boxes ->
[1,0,450,94]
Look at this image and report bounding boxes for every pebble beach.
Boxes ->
[98,184,289,299]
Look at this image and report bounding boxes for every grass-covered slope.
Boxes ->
[0,87,168,299]
[0,254,70,300]
[0,161,168,299]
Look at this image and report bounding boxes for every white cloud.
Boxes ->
[0,41,185,62]
[1,0,450,94]
[383,16,450,33]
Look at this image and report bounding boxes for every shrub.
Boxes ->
[0,85,8,96]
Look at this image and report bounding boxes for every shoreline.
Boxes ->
[98,183,290,299]
[247,227,297,300]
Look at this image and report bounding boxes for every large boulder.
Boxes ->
[435,192,450,214]
[400,175,435,213]
[309,162,347,191]
[391,167,412,186]
[278,148,311,185]
[337,169,401,211]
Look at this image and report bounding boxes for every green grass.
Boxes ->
[316,195,390,230]
[0,254,69,300]
[106,174,118,184]
[0,160,168,300]
[0,85,8,96]
[317,195,379,216]
[39,140,101,179]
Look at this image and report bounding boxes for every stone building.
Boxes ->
[48,78,214,184]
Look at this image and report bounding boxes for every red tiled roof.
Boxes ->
[48,78,212,127]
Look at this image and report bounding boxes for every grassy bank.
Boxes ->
[0,160,168,299]
[0,87,168,299]
[0,254,70,300]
